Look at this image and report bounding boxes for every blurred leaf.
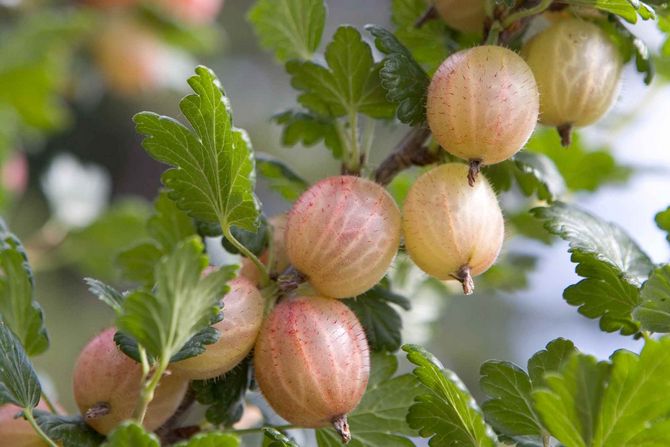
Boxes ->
[191,358,251,426]
[387,170,417,208]
[403,344,497,447]
[175,433,239,447]
[286,26,395,119]
[34,411,105,447]
[134,66,259,233]
[272,110,343,159]
[527,338,577,388]
[0,321,41,408]
[0,219,48,356]
[525,129,631,192]
[221,215,269,256]
[507,212,555,245]
[62,199,151,282]
[316,352,421,446]
[533,354,609,447]
[656,206,670,243]
[634,265,670,332]
[116,237,234,361]
[138,4,220,53]
[562,0,655,23]
[533,202,653,334]
[479,253,537,292]
[391,0,452,73]
[602,19,654,84]
[84,278,124,314]
[148,192,197,253]
[116,243,163,286]
[345,281,411,352]
[264,428,299,447]
[486,152,565,202]
[366,25,430,125]
[480,361,542,437]
[103,422,159,447]
[256,154,310,201]
[248,0,326,62]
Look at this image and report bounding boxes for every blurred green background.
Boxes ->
[1,0,669,417]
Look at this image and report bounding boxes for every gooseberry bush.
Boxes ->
[2,0,670,446]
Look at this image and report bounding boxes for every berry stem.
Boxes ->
[557,123,573,147]
[467,159,482,187]
[501,0,553,29]
[455,265,475,295]
[23,407,58,447]
[332,414,352,444]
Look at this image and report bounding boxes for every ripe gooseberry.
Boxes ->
[170,277,264,380]
[73,328,188,434]
[433,0,486,34]
[286,176,401,298]
[402,163,504,294]
[240,214,290,285]
[0,401,60,447]
[522,18,623,146]
[426,45,539,185]
[254,296,369,443]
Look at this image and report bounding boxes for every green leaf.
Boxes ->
[634,265,670,332]
[316,352,422,447]
[191,357,251,426]
[480,361,542,437]
[286,26,395,119]
[366,25,430,125]
[116,237,235,361]
[603,19,654,85]
[34,411,105,447]
[345,282,411,352]
[533,202,653,334]
[478,253,538,292]
[656,206,670,243]
[527,338,577,388]
[116,243,163,286]
[485,152,565,202]
[0,219,48,356]
[403,344,497,447]
[562,0,655,24]
[391,0,452,73]
[592,337,670,446]
[255,154,310,201]
[533,354,610,447]
[272,110,343,158]
[134,66,259,232]
[103,422,160,447]
[264,427,299,447]
[0,321,41,408]
[247,0,326,62]
[84,278,124,313]
[147,191,197,253]
[175,432,239,447]
[525,128,631,192]
[62,199,151,282]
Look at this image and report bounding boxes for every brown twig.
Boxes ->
[373,127,435,186]
[415,5,438,28]
[156,388,197,445]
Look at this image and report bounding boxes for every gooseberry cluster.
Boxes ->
[0,3,628,445]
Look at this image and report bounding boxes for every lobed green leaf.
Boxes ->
[34,411,105,447]
[0,320,41,408]
[255,154,310,201]
[103,422,160,447]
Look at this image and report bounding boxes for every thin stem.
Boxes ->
[133,357,169,425]
[346,110,361,174]
[139,345,150,378]
[24,408,58,447]
[501,0,553,28]
[222,225,270,287]
[40,392,60,415]
[361,118,376,171]
[542,432,551,447]
[224,423,299,435]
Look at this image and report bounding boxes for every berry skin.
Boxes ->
[522,18,623,146]
[0,401,57,447]
[402,163,504,294]
[254,296,369,442]
[433,0,486,34]
[240,214,290,285]
[286,176,401,298]
[170,277,264,380]
[73,328,188,435]
[427,45,539,183]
